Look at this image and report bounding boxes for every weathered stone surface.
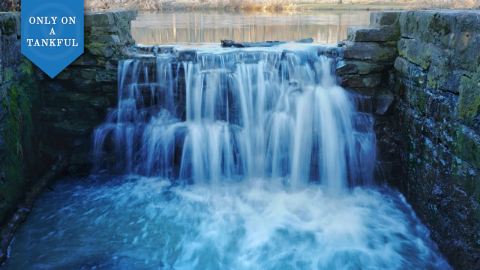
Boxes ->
[96,69,117,83]
[397,38,432,70]
[341,73,382,88]
[102,84,117,93]
[0,13,40,229]
[374,91,394,115]
[340,10,480,270]
[80,68,97,80]
[51,121,96,136]
[336,60,358,75]
[342,41,398,62]
[71,54,97,66]
[347,26,400,42]
[338,60,387,76]
[87,34,121,45]
[399,10,480,43]
[394,57,427,88]
[86,42,115,57]
[35,10,138,178]
[457,75,480,122]
[370,11,401,28]
[84,12,115,28]
[391,11,480,270]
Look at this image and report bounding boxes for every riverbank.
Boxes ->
[156,3,409,12]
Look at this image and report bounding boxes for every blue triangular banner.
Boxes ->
[21,0,84,78]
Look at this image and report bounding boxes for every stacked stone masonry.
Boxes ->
[39,11,137,175]
[339,10,480,270]
[0,12,39,227]
[392,10,480,270]
[0,10,138,234]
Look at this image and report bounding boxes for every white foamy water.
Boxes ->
[3,176,450,270]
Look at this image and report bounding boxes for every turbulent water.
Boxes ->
[4,176,450,270]
[4,44,451,269]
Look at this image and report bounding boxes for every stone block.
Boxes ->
[448,124,480,170]
[71,54,97,66]
[40,107,66,122]
[397,38,431,70]
[41,80,70,93]
[96,69,117,83]
[66,107,100,122]
[336,61,358,75]
[457,75,480,122]
[347,26,400,42]
[51,120,95,136]
[342,41,398,62]
[374,91,394,115]
[74,79,102,92]
[370,11,401,28]
[86,43,115,58]
[453,32,480,74]
[84,12,114,28]
[87,34,121,45]
[337,60,387,76]
[102,84,117,93]
[341,73,382,88]
[56,68,72,80]
[80,68,97,80]
[394,57,427,89]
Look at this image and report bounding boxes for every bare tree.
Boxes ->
[0,0,20,11]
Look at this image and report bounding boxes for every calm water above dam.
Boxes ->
[131,11,371,45]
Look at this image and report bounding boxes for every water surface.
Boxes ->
[131,11,371,45]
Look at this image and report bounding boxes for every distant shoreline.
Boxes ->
[153,3,409,12]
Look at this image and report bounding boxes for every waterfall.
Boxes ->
[93,45,376,191]
[4,45,451,270]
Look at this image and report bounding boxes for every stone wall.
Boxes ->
[337,12,401,186]
[393,10,480,270]
[0,12,39,226]
[339,10,480,270]
[39,10,137,175]
[0,10,137,228]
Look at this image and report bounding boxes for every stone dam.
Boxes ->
[0,9,479,270]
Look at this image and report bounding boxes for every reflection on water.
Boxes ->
[131,11,371,45]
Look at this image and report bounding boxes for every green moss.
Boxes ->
[86,42,115,58]
[19,58,33,76]
[3,67,14,83]
[0,58,38,224]
[1,18,16,36]
[457,76,480,122]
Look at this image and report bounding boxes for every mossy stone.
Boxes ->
[457,76,480,122]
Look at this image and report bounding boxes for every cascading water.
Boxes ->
[3,45,451,270]
[93,45,376,191]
